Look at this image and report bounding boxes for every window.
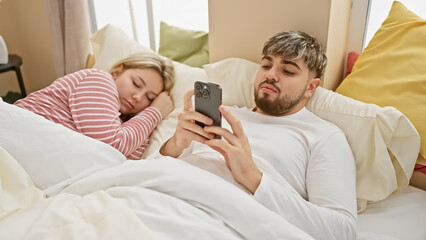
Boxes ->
[364,0,426,49]
[346,0,426,69]
[88,0,209,51]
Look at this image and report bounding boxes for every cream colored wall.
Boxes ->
[0,0,56,96]
[0,0,351,97]
[208,0,351,90]
[324,0,352,90]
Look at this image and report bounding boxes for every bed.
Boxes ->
[1,2,426,239]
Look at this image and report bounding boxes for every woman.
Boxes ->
[14,52,174,160]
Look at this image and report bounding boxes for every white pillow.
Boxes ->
[90,25,209,156]
[143,61,208,156]
[90,24,208,110]
[203,58,258,108]
[91,24,155,71]
[0,99,126,196]
[202,58,420,211]
[307,87,419,210]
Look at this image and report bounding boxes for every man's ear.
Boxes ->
[305,78,321,98]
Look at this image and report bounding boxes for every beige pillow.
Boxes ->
[91,24,155,71]
[90,25,208,157]
[143,60,208,157]
[203,58,257,108]
[307,87,419,211]
[203,57,420,211]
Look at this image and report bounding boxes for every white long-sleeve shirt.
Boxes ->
[149,106,357,240]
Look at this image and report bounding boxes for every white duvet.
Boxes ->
[0,98,417,240]
[63,157,316,240]
[0,99,314,239]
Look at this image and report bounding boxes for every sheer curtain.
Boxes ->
[45,0,92,77]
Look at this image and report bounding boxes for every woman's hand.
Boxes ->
[204,106,262,194]
[150,91,174,119]
[160,90,215,158]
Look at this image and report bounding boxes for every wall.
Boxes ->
[208,0,352,90]
[0,0,352,96]
[325,0,352,90]
[345,0,370,67]
[0,0,56,96]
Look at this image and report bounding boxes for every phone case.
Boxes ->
[194,81,222,139]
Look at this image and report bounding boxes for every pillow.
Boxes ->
[91,24,155,71]
[89,25,209,156]
[145,58,258,157]
[307,87,419,211]
[345,51,360,77]
[202,57,419,211]
[158,21,209,68]
[336,1,426,160]
[90,24,208,109]
[0,99,126,196]
[203,58,258,108]
[143,60,209,156]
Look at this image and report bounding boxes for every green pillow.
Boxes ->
[158,21,209,68]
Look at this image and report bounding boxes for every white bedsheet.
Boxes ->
[358,186,426,240]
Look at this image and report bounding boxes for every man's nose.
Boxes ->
[266,67,279,82]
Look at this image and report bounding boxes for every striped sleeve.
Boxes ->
[68,70,161,159]
[121,107,162,160]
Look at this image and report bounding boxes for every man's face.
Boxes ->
[254,54,316,116]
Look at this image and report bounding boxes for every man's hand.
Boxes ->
[160,90,215,157]
[204,106,262,194]
[150,91,173,119]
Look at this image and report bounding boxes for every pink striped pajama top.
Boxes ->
[14,69,161,160]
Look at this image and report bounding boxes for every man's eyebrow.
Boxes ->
[261,55,273,61]
[262,55,301,70]
[282,60,301,70]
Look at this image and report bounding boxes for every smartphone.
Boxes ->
[194,81,222,139]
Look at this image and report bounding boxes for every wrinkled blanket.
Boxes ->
[0,146,156,240]
[63,157,314,239]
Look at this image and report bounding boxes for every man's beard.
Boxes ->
[254,79,307,116]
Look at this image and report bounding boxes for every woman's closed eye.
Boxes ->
[133,81,140,88]
[146,94,156,102]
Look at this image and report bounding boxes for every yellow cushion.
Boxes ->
[336,1,426,159]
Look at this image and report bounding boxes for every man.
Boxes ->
[153,31,357,239]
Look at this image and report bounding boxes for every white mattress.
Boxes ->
[358,186,426,240]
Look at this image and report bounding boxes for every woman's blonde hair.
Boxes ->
[109,52,175,91]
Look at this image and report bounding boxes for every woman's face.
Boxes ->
[114,67,164,115]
